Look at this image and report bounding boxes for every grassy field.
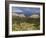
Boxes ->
[12,16,40,31]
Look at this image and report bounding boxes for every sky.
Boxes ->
[12,7,40,16]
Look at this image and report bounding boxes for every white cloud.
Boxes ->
[13,8,23,13]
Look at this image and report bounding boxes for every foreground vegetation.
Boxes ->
[12,16,40,31]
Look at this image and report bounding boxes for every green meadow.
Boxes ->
[12,16,40,31]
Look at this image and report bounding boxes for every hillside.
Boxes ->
[12,16,40,31]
